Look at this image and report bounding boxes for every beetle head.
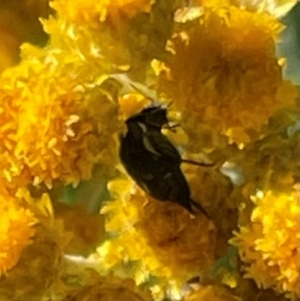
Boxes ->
[126,105,169,129]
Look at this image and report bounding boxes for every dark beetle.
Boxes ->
[119,104,210,216]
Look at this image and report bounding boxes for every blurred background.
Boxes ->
[0,0,50,71]
[0,1,299,84]
[277,1,300,85]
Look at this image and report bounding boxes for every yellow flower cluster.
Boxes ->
[0,212,72,300]
[99,177,217,298]
[230,188,300,299]
[159,5,298,148]
[0,188,37,275]
[47,0,179,80]
[0,43,120,189]
[51,0,153,25]
[46,0,155,72]
[0,0,298,300]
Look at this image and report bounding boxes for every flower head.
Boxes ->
[99,177,217,298]
[0,188,37,275]
[51,0,153,26]
[230,188,300,299]
[0,43,120,188]
[1,222,70,300]
[47,0,155,69]
[159,5,298,148]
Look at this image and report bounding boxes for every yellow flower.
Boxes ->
[47,0,176,79]
[159,5,298,148]
[0,43,120,188]
[0,188,37,275]
[51,0,153,26]
[230,188,300,299]
[99,177,217,297]
[236,133,299,198]
[0,213,71,300]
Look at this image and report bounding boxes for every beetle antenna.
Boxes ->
[167,101,173,107]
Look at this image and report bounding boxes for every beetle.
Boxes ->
[119,102,212,216]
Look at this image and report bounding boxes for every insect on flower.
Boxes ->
[119,90,213,216]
